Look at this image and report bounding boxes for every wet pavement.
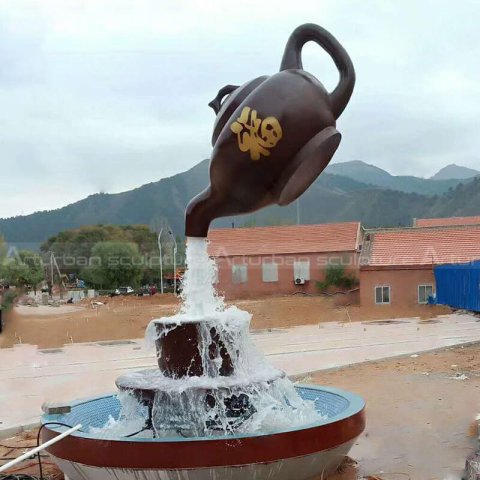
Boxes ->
[1,312,480,435]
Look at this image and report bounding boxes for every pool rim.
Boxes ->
[41,385,366,469]
[42,384,364,443]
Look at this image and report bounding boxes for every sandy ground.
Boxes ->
[14,305,85,316]
[308,343,480,479]
[0,429,62,479]
[2,343,478,479]
[0,294,450,349]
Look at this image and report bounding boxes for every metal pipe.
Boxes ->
[50,251,54,295]
[158,230,163,294]
[169,230,177,296]
[0,423,82,473]
[173,244,177,295]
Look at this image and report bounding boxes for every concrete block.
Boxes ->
[42,402,72,415]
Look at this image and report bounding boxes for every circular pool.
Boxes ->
[42,385,365,480]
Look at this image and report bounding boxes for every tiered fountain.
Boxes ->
[42,23,365,480]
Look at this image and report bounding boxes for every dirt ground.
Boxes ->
[0,429,62,479]
[308,343,480,479]
[2,343,478,479]
[0,294,450,349]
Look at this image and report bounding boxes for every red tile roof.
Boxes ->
[207,222,361,257]
[364,226,480,267]
[414,216,480,227]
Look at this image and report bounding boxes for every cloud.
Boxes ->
[0,0,479,217]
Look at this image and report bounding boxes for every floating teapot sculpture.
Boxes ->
[185,23,355,237]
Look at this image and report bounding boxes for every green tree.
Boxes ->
[0,236,7,282]
[0,236,7,262]
[2,250,44,290]
[40,224,160,276]
[0,289,17,333]
[82,241,143,289]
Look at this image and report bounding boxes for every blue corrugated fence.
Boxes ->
[434,260,480,312]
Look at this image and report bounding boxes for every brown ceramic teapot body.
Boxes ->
[185,23,355,237]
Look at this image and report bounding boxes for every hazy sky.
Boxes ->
[1,0,479,218]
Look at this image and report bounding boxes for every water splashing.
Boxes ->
[104,236,321,439]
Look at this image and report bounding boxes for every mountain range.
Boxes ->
[325,161,479,194]
[430,164,480,180]
[1,160,479,244]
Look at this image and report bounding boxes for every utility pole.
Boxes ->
[158,231,163,294]
[48,251,65,293]
[296,198,300,225]
[158,228,177,295]
[169,230,177,295]
[50,251,54,296]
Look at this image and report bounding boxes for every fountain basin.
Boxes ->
[42,385,365,480]
[116,368,286,433]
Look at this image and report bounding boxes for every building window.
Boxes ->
[262,262,278,282]
[232,265,247,284]
[418,284,433,304]
[293,260,310,282]
[375,285,390,304]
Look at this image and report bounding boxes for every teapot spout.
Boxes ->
[185,187,218,238]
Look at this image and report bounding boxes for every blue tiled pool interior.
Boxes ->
[43,386,361,440]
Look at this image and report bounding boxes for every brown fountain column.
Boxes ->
[155,321,234,378]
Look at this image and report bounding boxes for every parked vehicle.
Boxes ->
[137,285,158,297]
[118,286,134,295]
[137,287,150,297]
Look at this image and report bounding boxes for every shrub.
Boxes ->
[316,264,358,292]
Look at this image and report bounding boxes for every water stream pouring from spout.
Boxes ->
[180,237,224,317]
[104,237,321,439]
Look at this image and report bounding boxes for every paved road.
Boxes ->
[1,313,479,434]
